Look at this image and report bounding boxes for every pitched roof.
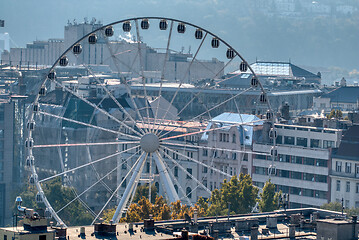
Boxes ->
[335,124,359,160]
[322,86,359,104]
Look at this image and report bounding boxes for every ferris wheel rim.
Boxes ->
[27,16,275,227]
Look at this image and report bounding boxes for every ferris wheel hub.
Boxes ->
[140,133,160,153]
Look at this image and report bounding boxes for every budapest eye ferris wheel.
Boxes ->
[25,17,276,227]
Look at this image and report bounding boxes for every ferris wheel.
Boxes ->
[26,17,276,227]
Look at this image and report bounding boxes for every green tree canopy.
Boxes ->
[15,177,92,226]
[132,184,158,203]
[258,179,281,212]
[206,174,259,216]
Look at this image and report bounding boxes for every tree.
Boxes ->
[258,179,281,212]
[15,177,92,226]
[321,201,342,212]
[133,184,158,203]
[328,109,336,119]
[195,197,208,217]
[206,174,259,217]
[320,201,359,217]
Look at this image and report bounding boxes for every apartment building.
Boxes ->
[197,112,265,198]
[0,95,26,226]
[252,123,343,208]
[330,125,359,208]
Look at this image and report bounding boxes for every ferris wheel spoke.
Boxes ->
[160,147,211,195]
[152,20,174,132]
[56,148,141,215]
[135,20,153,133]
[71,50,145,136]
[161,141,269,156]
[162,145,231,178]
[111,152,148,223]
[74,54,146,136]
[33,141,139,148]
[156,149,193,206]
[154,32,208,135]
[175,56,237,119]
[156,57,239,138]
[51,79,142,138]
[38,110,140,140]
[92,152,147,224]
[153,151,180,203]
[102,33,149,131]
[39,145,138,183]
[159,87,253,139]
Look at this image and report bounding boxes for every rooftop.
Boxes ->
[320,86,359,104]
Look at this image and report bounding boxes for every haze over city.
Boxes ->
[0,1,359,240]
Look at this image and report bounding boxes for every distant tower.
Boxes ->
[340,77,347,87]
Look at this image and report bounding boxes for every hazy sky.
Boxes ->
[1,0,358,73]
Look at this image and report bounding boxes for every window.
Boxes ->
[276,135,282,144]
[336,161,342,172]
[303,157,315,166]
[290,187,301,195]
[174,166,178,177]
[232,134,236,143]
[345,162,352,173]
[345,200,350,208]
[243,153,248,161]
[303,173,314,181]
[202,149,208,156]
[212,150,218,158]
[146,162,150,173]
[310,139,321,148]
[219,133,229,142]
[203,180,207,188]
[316,175,327,183]
[284,136,295,145]
[203,166,208,173]
[323,140,335,148]
[296,137,307,147]
[39,235,46,240]
[346,181,350,192]
[291,171,302,180]
[278,170,290,178]
[336,180,341,191]
[316,159,328,167]
[356,183,359,193]
[186,168,192,179]
[187,151,193,159]
[232,152,237,160]
[174,185,178,193]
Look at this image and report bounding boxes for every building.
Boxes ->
[0,95,26,226]
[252,123,343,208]
[198,112,265,199]
[330,124,359,208]
[132,83,321,120]
[1,21,224,83]
[221,61,321,89]
[313,86,359,112]
[2,204,358,240]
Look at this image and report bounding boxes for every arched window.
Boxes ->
[186,187,192,199]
